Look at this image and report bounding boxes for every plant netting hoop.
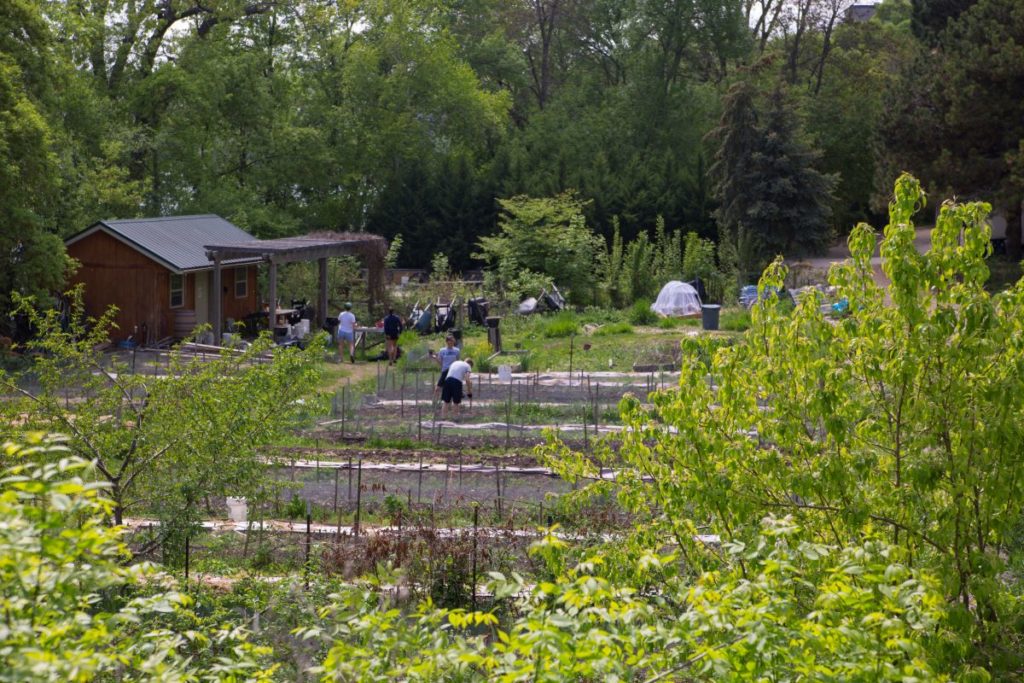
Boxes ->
[651,281,702,317]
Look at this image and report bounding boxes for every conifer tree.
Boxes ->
[709,82,836,277]
[747,89,837,258]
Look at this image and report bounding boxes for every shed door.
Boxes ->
[194,272,210,326]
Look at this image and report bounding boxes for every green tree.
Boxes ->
[558,174,1024,674]
[878,0,1024,256]
[0,291,323,528]
[476,192,606,304]
[0,1,70,334]
[710,82,836,276]
[309,518,945,681]
[0,434,276,681]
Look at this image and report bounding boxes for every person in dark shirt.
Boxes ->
[383,308,403,365]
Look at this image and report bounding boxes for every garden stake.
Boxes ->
[495,464,502,521]
[376,361,381,393]
[335,471,343,538]
[568,334,574,382]
[341,385,346,438]
[506,380,512,448]
[471,505,479,611]
[417,454,424,504]
[184,535,190,586]
[333,467,339,519]
[347,453,353,502]
[459,452,463,489]
[354,458,362,537]
[305,500,312,590]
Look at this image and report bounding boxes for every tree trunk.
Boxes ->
[1007,198,1022,260]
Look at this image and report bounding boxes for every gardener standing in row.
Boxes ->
[430,333,460,399]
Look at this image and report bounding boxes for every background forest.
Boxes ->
[3,0,1023,314]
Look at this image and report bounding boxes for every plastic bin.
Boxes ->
[701,304,721,331]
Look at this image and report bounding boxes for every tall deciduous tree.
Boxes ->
[878,0,1024,257]
[0,1,70,334]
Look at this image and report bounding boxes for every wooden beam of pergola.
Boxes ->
[204,234,387,339]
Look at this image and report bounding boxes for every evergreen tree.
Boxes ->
[709,82,836,276]
[747,89,837,257]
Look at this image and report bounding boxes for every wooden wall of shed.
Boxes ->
[66,232,259,341]
[221,265,259,328]
[66,230,181,341]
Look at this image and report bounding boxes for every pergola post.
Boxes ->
[212,254,223,341]
[318,257,328,329]
[267,258,278,331]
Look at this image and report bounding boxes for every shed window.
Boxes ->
[234,267,248,298]
[170,273,184,308]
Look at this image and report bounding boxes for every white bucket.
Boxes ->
[498,365,512,383]
[226,497,248,523]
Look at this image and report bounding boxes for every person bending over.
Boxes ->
[441,358,472,419]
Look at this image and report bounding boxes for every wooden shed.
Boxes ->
[65,215,261,344]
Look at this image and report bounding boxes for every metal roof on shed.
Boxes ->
[65,215,263,273]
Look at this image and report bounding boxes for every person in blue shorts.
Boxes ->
[430,334,460,399]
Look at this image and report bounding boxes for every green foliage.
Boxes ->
[710,83,837,276]
[0,435,275,680]
[0,290,324,531]
[0,10,69,331]
[628,299,658,325]
[553,175,1023,676]
[476,193,605,305]
[718,308,752,331]
[540,313,579,338]
[309,517,946,681]
[385,234,403,270]
[430,252,452,281]
[592,321,633,336]
[879,0,1024,254]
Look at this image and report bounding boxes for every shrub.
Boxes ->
[719,308,751,332]
[593,321,633,336]
[629,299,658,325]
[541,312,579,338]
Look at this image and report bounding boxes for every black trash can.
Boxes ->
[701,305,721,331]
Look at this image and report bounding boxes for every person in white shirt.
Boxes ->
[441,358,473,419]
[337,302,357,363]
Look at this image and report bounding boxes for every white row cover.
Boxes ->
[651,281,702,317]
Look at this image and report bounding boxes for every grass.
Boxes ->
[540,312,579,338]
[593,321,633,336]
[719,308,751,332]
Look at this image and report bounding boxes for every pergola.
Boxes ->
[204,233,388,337]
